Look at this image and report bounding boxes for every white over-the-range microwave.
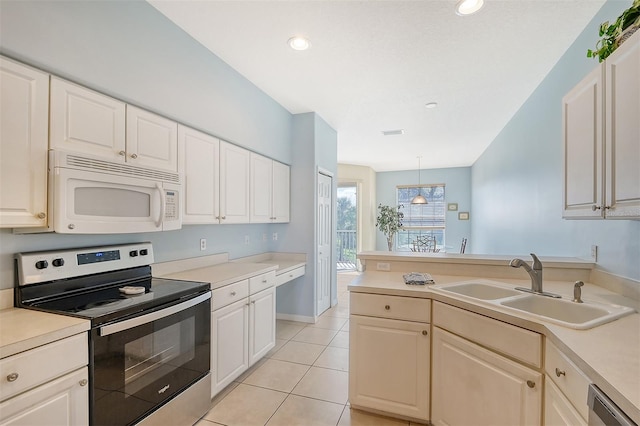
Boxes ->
[28,150,182,234]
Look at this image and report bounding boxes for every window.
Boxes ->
[396,184,446,252]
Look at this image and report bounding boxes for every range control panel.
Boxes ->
[16,242,154,286]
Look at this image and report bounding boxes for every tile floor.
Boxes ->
[196,272,424,426]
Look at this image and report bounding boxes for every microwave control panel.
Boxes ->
[165,190,178,220]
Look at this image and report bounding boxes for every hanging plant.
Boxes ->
[587,0,640,62]
[376,204,404,251]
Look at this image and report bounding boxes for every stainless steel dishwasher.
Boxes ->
[587,384,637,426]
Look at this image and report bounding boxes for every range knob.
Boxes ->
[52,258,65,267]
[140,249,148,256]
[35,260,49,270]
[129,250,138,257]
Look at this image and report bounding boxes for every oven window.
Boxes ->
[75,187,150,217]
[124,318,195,395]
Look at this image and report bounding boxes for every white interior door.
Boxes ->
[317,172,332,315]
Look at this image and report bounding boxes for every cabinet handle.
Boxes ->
[422,330,428,336]
[37,212,46,219]
[604,205,611,210]
[79,379,88,386]
[526,380,536,388]
[262,279,267,283]
[6,373,18,382]
[130,153,138,159]
[592,205,601,211]
[555,368,566,377]
[230,291,236,296]
[384,305,390,310]
[118,150,126,156]
[221,216,226,220]
[251,300,256,304]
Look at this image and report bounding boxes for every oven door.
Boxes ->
[90,292,210,426]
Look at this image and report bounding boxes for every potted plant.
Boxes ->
[588,0,640,62]
[376,204,404,251]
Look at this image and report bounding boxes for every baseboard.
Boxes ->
[276,313,316,323]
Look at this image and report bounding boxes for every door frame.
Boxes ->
[317,168,336,313]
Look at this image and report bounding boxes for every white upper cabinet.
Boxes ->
[179,125,220,224]
[272,160,290,223]
[220,141,250,224]
[563,31,640,219]
[126,105,178,172]
[250,153,290,223]
[50,77,126,159]
[0,57,49,228]
[51,78,178,173]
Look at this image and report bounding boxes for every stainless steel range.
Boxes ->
[15,242,211,426]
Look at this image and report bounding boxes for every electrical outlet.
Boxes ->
[244,235,250,245]
[200,238,206,251]
[591,245,598,261]
[272,232,278,241]
[262,233,267,242]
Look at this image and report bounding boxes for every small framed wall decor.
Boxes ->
[447,203,458,211]
[458,212,469,220]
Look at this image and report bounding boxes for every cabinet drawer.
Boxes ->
[249,271,276,294]
[545,339,590,420]
[212,280,249,311]
[0,333,87,402]
[350,292,430,323]
[433,301,541,368]
[276,266,305,287]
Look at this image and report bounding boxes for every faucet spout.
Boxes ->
[510,253,550,295]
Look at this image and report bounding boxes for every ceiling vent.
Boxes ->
[382,129,405,136]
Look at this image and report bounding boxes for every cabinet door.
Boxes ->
[211,298,249,397]
[0,367,88,426]
[249,153,273,223]
[179,125,220,223]
[605,30,640,219]
[272,161,290,223]
[219,141,250,223]
[349,315,430,422]
[562,65,604,218]
[50,77,125,160]
[249,287,276,366]
[544,377,587,426]
[126,105,178,172]
[0,58,49,228]
[431,327,541,426]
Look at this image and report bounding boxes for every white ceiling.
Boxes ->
[148,0,606,172]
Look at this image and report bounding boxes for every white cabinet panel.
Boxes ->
[126,105,178,172]
[250,153,273,223]
[249,287,276,366]
[219,141,250,224]
[272,161,290,223]
[50,77,125,159]
[545,376,587,426]
[179,125,220,223]
[0,57,49,228]
[211,298,249,397]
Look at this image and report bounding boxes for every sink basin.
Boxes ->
[500,295,635,329]
[437,282,522,300]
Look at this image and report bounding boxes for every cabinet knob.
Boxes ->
[555,368,566,377]
[604,205,611,210]
[79,379,88,386]
[262,279,267,283]
[230,291,236,296]
[130,153,138,159]
[37,212,46,219]
[592,205,601,211]
[6,373,19,382]
[384,305,390,310]
[221,216,226,220]
[118,150,126,156]
[251,300,256,304]
[526,380,536,388]
[422,330,428,336]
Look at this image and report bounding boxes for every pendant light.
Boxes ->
[411,156,428,204]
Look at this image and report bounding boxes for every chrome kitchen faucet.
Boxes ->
[510,253,561,298]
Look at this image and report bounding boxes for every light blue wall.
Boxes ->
[471,0,639,281]
[376,167,472,252]
[0,0,298,289]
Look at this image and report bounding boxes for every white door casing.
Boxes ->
[317,172,332,315]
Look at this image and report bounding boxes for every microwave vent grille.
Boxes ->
[65,154,180,183]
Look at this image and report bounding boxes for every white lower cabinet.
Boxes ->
[431,326,542,426]
[349,293,430,422]
[211,272,276,397]
[545,377,587,426]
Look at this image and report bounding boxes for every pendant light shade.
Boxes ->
[411,156,428,205]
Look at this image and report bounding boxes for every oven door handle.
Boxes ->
[99,292,210,336]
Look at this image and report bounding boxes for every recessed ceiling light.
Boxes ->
[455,0,484,16]
[382,129,405,136]
[425,102,438,109]
[288,36,310,51]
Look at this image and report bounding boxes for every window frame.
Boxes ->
[395,183,446,252]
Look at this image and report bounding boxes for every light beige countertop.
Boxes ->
[233,252,306,276]
[161,262,278,290]
[0,307,89,359]
[349,272,640,424]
